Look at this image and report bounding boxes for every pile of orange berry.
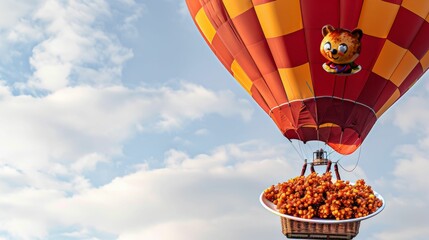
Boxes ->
[263,172,383,220]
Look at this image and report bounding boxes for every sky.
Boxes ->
[0,0,427,239]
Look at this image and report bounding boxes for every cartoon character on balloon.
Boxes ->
[320,25,363,75]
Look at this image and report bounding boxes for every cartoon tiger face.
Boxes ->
[320,25,363,65]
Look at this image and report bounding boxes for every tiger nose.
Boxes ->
[331,49,338,54]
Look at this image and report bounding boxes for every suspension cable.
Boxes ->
[336,145,362,173]
[288,139,306,163]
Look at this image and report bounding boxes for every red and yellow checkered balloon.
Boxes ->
[186,0,429,155]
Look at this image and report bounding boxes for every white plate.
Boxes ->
[260,187,385,224]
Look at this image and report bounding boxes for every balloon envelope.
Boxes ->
[186,0,429,155]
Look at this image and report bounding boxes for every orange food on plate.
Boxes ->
[263,172,383,220]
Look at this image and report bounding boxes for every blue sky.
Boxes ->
[0,0,427,239]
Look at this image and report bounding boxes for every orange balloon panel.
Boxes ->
[186,0,429,155]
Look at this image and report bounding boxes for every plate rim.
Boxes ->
[260,187,385,224]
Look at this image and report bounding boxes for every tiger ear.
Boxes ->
[351,28,363,41]
[322,25,335,36]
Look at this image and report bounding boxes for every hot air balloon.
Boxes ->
[186,0,429,155]
[186,0,428,239]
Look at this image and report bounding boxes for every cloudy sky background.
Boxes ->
[0,0,427,239]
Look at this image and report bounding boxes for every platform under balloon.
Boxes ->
[260,149,385,239]
[260,190,385,240]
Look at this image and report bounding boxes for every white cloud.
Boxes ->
[366,77,429,240]
[116,214,276,240]
[367,194,429,240]
[0,187,64,240]
[116,0,144,36]
[389,79,429,195]
[392,77,429,134]
[372,226,429,240]
[7,18,44,43]
[154,82,253,130]
[0,1,44,63]
[0,86,140,172]
[0,1,43,29]
[27,0,132,91]
[0,82,252,173]
[0,80,255,239]
[40,141,294,239]
[392,153,429,194]
[0,0,142,91]
[164,148,228,170]
[71,153,109,173]
[0,139,298,239]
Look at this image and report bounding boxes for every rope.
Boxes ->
[337,146,362,173]
[288,139,306,163]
